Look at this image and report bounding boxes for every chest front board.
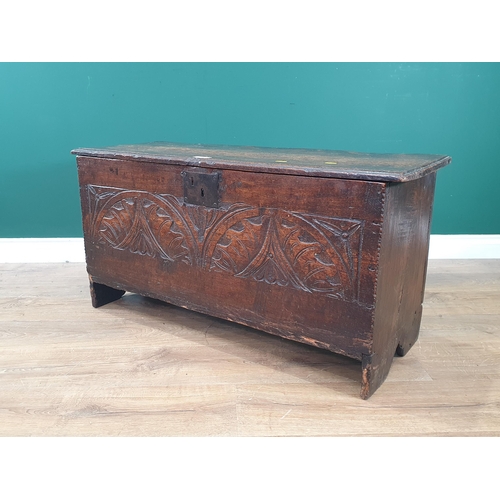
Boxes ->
[77,156,386,360]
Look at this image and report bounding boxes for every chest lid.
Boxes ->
[71,142,451,182]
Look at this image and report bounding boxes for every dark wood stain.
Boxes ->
[72,141,451,183]
[74,142,451,399]
[361,173,437,399]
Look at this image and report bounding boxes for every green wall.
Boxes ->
[1,63,499,237]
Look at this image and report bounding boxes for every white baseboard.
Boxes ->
[0,235,499,263]
[428,235,500,259]
[0,238,86,263]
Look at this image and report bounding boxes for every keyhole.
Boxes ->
[201,188,204,197]
[190,176,194,186]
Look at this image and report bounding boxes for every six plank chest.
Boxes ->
[72,143,451,398]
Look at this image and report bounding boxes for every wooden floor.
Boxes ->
[0,260,499,436]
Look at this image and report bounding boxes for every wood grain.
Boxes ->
[72,142,451,182]
[0,260,499,436]
[79,158,384,360]
[361,173,436,398]
[75,146,450,398]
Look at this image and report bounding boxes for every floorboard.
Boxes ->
[0,260,499,436]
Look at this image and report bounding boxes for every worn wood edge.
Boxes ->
[87,271,366,361]
[70,149,451,183]
[360,346,398,399]
[362,175,436,399]
[2,235,500,263]
[362,182,386,400]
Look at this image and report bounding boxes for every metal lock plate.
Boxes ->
[182,170,220,208]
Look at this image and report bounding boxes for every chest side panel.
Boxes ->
[77,157,385,359]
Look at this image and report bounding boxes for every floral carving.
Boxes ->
[204,208,363,301]
[87,185,364,301]
[89,186,195,264]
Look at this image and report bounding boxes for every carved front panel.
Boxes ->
[87,185,365,303]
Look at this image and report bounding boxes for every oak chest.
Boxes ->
[72,143,451,398]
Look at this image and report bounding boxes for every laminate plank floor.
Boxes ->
[0,260,499,436]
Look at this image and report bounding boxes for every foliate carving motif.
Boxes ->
[88,185,195,264]
[87,185,364,301]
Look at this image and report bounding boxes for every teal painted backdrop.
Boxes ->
[1,63,499,237]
